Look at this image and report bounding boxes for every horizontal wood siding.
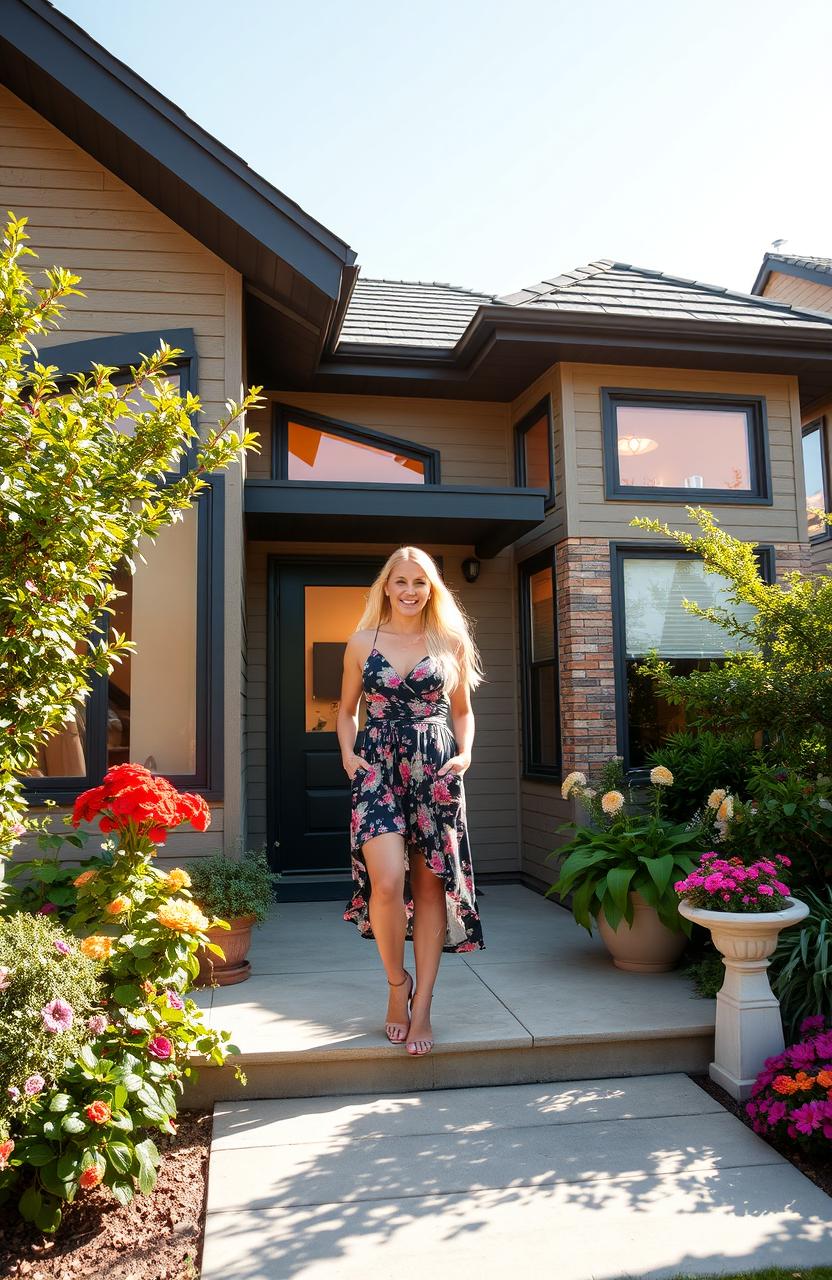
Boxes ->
[763,271,832,314]
[563,362,804,542]
[509,364,567,557]
[245,540,520,878]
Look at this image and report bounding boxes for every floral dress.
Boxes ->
[342,643,485,953]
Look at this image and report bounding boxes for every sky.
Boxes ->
[55,0,832,299]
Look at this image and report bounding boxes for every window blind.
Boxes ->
[623,558,756,658]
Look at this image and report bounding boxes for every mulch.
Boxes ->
[690,1073,832,1199]
[0,1110,212,1280]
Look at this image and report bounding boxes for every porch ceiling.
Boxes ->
[243,481,545,558]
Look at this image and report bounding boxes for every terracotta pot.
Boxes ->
[195,914,257,987]
[596,890,687,972]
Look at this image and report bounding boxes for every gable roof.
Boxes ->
[337,278,498,350]
[1,0,357,377]
[752,253,832,297]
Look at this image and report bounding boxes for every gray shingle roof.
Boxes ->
[763,254,832,277]
[338,278,498,349]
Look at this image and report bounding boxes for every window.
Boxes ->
[612,545,773,770]
[514,397,555,508]
[802,420,830,541]
[519,549,560,776]
[22,330,224,804]
[602,389,770,503]
[272,405,439,483]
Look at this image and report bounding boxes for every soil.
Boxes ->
[690,1073,832,1199]
[0,1110,212,1280]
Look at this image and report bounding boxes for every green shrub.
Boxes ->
[0,914,102,1137]
[769,886,832,1042]
[648,729,758,822]
[729,764,832,891]
[186,849,278,925]
[681,949,725,998]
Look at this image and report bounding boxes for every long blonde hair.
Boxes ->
[356,547,484,693]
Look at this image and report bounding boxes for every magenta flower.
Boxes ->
[147,1034,173,1060]
[40,998,74,1033]
[165,991,184,1011]
[799,1015,826,1036]
[37,902,56,915]
[24,1074,45,1096]
[53,939,71,956]
[792,1102,825,1135]
[757,884,774,896]
[87,1014,108,1036]
[788,1041,817,1069]
[768,1100,787,1124]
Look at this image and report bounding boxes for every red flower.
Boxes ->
[79,1165,103,1189]
[84,1100,112,1125]
[71,765,210,839]
[148,1034,173,1060]
[0,1139,14,1170]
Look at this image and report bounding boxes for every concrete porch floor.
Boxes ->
[186,884,717,1104]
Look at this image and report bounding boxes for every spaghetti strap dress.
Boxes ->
[343,628,485,953]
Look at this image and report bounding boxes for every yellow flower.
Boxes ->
[105,896,130,916]
[650,766,674,787]
[601,790,625,816]
[157,898,209,935]
[717,796,734,822]
[80,935,114,960]
[165,868,192,892]
[707,789,727,810]
[74,870,97,887]
[561,771,587,800]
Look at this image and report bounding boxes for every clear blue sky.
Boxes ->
[56,0,832,298]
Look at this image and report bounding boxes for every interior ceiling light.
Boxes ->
[617,435,658,456]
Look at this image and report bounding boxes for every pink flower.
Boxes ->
[0,968,11,991]
[24,1074,45,1096]
[165,991,185,1010]
[148,1034,173,1060]
[37,902,56,915]
[40,998,74,1033]
[7,1086,20,1102]
[87,1014,108,1036]
[768,1100,787,1124]
[757,884,774,896]
[792,1102,825,1135]
[53,939,71,956]
[800,1015,826,1036]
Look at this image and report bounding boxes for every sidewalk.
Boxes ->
[200,1072,832,1279]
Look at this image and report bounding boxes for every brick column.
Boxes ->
[772,541,812,579]
[555,538,617,772]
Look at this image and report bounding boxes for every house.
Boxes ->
[751,253,832,572]
[5,0,832,899]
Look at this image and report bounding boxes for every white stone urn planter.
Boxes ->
[678,896,809,1101]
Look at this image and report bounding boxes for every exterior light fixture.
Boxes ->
[461,556,481,583]
[617,435,658,456]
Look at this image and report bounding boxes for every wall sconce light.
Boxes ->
[461,556,481,583]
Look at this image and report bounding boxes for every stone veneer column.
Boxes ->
[555,538,618,772]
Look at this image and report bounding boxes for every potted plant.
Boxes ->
[547,760,704,972]
[676,849,809,1100]
[186,849,278,986]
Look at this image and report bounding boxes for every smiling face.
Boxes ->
[384,558,431,624]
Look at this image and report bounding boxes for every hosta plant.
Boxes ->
[746,1015,832,1156]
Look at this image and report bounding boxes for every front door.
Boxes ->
[268,558,381,893]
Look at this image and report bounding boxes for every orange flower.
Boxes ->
[79,1165,103,1189]
[772,1075,798,1095]
[105,896,130,916]
[80,935,114,961]
[73,870,97,887]
[84,1100,111,1125]
[157,898,209,934]
[140,979,156,996]
[817,1069,832,1088]
[165,868,191,892]
[0,1138,14,1170]
[795,1072,817,1091]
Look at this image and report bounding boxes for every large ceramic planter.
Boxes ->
[195,914,257,987]
[679,896,809,1100]
[596,890,688,973]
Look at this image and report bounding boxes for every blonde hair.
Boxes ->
[356,547,484,692]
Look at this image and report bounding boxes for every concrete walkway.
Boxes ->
[201,1072,832,1279]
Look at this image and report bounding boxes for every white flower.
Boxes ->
[561,771,587,800]
[819,798,832,812]
[601,790,625,816]
[707,788,727,810]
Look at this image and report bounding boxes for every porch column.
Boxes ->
[555,538,617,773]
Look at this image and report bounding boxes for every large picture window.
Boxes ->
[802,419,831,541]
[612,545,773,770]
[514,397,555,509]
[272,405,439,484]
[602,389,771,504]
[519,549,560,777]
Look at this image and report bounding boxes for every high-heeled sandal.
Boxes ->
[406,999,434,1056]
[385,969,413,1044]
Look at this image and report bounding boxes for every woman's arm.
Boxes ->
[438,673,474,777]
[336,634,371,780]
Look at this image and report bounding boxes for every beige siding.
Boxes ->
[509,364,567,556]
[2,85,246,858]
[762,271,832,315]
[563,362,803,542]
[245,540,520,878]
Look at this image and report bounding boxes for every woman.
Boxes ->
[339,546,485,1057]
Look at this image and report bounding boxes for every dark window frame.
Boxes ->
[802,417,832,544]
[602,387,772,505]
[518,546,561,780]
[610,541,775,777]
[271,403,440,484]
[514,395,555,510]
[21,330,224,806]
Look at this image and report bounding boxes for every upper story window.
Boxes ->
[519,549,560,778]
[514,396,555,508]
[802,419,831,541]
[602,389,771,504]
[272,405,439,483]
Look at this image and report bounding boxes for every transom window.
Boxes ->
[602,389,770,503]
[802,419,830,540]
[514,397,555,508]
[272,405,438,483]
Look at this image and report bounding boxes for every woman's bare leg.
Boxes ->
[407,852,446,1051]
[361,832,411,1040]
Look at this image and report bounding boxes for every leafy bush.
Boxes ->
[648,730,758,822]
[0,914,102,1138]
[770,888,832,1042]
[186,849,278,925]
[745,1016,832,1154]
[681,948,725,999]
[731,765,832,891]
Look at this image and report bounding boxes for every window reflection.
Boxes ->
[305,586,368,733]
[803,425,828,538]
[288,422,426,484]
[522,414,551,491]
[616,405,752,490]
